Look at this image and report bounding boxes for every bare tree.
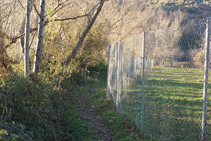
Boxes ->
[33,0,45,78]
[24,0,31,77]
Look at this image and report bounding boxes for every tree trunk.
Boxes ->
[20,19,26,54]
[0,1,8,70]
[24,0,31,77]
[0,1,4,63]
[65,0,106,66]
[33,0,45,78]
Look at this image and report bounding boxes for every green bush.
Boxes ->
[0,74,67,140]
[178,31,203,51]
[87,59,107,80]
[64,70,88,86]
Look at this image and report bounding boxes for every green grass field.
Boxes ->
[117,67,211,141]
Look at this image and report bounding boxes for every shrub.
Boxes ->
[0,74,67,140]
[64,70,88,86]
[193,50,204,68]
[87,59,107,80]
[61,59,107,89]
[178,31,203,51]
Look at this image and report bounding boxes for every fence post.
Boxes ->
[141,31,146,131]
[202,17,211,141]
[116,41,121,112]
[106,44,111,99]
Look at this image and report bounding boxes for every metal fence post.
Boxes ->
[202,17,211,141]
[141,31,146,131]
[106,44,111,99]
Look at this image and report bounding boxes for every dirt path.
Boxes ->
[77,87,114,141]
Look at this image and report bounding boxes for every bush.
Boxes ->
[0,74,69,140]
[63,70,88,86]
[178,31,203,51]
[193,50,204,68]
[61,59,107,89]
[87,59,107,80]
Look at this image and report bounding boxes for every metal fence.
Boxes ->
[106,17,211,140]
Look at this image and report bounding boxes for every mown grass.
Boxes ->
[118,67,210,141]
[87,88,157,141]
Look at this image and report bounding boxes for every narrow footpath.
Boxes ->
[77,87,114,141]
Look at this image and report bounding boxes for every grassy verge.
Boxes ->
[87,88,157,141]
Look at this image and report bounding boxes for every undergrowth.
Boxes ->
[0,60,107,140]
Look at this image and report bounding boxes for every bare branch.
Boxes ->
[110,5,134,29]
[4,27,38,49]
[50,0,69,18]
[3,0,103,50]
[54,14,88,21]
[17,0,25,10]
[31,0,40,17]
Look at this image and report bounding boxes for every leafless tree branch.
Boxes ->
[3,0,106,50]
[31,0,40,17]
[17,0,25,10]
[54,14,88,21]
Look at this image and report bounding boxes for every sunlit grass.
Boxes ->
[118,67,211,141]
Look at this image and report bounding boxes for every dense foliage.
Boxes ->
[0,58,107,140]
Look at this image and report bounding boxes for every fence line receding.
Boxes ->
[106,17,211,141]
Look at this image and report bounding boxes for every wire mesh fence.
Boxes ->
[106,18,211,140]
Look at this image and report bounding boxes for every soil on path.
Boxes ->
[77,87,114,141]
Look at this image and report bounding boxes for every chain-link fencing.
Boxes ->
[106,18,211,140]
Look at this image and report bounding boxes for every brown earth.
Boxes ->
[77,87,115,141]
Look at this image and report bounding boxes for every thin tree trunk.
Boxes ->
[65,0,106,66]
[0,1,4,59]
[0,1,8,71]
[20,19,26,54]
[24,0,31,77]
[33,0,45,78]
[0,2,3,51]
